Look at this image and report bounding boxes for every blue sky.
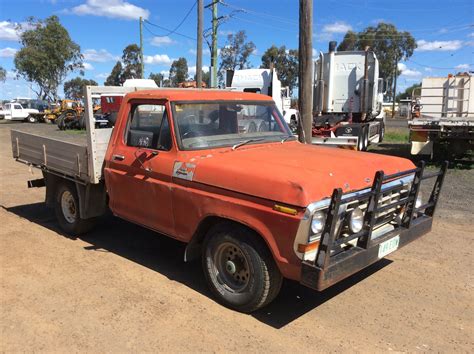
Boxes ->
[0,0,473,99]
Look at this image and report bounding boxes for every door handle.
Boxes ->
[112,154,125,161]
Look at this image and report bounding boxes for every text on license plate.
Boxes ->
[378,235,400,258]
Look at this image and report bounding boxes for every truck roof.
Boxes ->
[124,89,274,102]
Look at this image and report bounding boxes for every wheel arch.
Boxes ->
[184,215,285,271]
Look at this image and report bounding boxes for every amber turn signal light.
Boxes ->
[297,241,320,253]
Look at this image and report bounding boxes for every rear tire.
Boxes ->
[55,182,96,236]
[378,122,385,143]
[359,126,369,151]
[202,223,282,313]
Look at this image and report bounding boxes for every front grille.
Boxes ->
[335,178,412,246]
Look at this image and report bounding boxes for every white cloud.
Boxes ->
[144,54,173,65]
[218,30,234,36]
[468,32,474,38]
[6,70,16,79]
[83,49,119,62]
[83,62,94,70]
[322,21,352,34]
[160,70,169,79]
[188,65,210,76]
[0,21,20,41]
[150,36,175,47]
[417,39,462,51]
[424,67,433,72]
[455,63,470,70]
[69,0,149,20]
[189,48,211,56]
[0,47,17,58]
[95,73,109,79]
[398,63,422,77]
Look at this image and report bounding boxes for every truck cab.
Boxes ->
[227,68,299,129]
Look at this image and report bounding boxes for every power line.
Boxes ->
[220,0,298,25]
[143,22,196,41]
[407,59,472,71]
[144,1,197,39]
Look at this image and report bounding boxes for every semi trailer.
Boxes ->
[409,73,474,157]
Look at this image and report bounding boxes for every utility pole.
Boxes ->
[196,0,203,87]
[391,56,399,118]
[139,16,144,79]
[298,0,313,143]
[211,1,218,87]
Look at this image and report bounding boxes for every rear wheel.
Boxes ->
[202,223,282,313]
[57,114,66,130]
[55,182,96,236]
[358,126,369,151]
[378,122,385,143]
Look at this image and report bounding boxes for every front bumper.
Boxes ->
[301,215,432,290]
[300,161,447,291]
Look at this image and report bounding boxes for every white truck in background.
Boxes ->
[0,102,42,122]
[226,68,299,130]
[312,42,386,151]
[409,74,474,157]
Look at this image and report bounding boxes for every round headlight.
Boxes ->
[349,206,365,233]
[311,211,326,234]
[415,191,423,209]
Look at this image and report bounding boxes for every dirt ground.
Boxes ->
[1,121,473,352]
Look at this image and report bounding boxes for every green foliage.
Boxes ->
[337,22,416,97]
[193,70,210,87]
[14,16,83,101]
[121,44,142,80]
[0,66,6,82]
[383,128,409,143]
[219,30,255,84]
[104,61,123,86]
[63,77,98,99]
[260,45,298,95]
[396,82,421,101]
[169,57,188,86]
[149,72,171,87]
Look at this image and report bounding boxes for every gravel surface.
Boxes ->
[1,121,473,352]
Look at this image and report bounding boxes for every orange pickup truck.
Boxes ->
[11,86,447,312]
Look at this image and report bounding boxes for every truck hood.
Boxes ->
[24,108,39,114]
[189,142,415,207]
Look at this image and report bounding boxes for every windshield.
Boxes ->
[173,101,291,150]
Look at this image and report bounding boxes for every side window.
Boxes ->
[126,103,172,151]
[14,104,22,110]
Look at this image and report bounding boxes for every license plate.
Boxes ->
[378,235,400,258]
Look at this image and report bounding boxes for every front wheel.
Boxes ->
[55,182,96,236]
[27,115,37,123]
[202,223,282,313]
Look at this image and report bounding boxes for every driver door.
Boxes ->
[105,101,176,236]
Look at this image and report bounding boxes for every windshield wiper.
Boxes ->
[281,135,297,143]
[280,135,296,144]
[232,138,264,150]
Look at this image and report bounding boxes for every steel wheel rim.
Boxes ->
[61,190,77,224]
[212,241,250,292]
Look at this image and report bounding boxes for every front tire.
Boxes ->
[55,182,96,236]
[202,223,282,313]
[27,115,37,123]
